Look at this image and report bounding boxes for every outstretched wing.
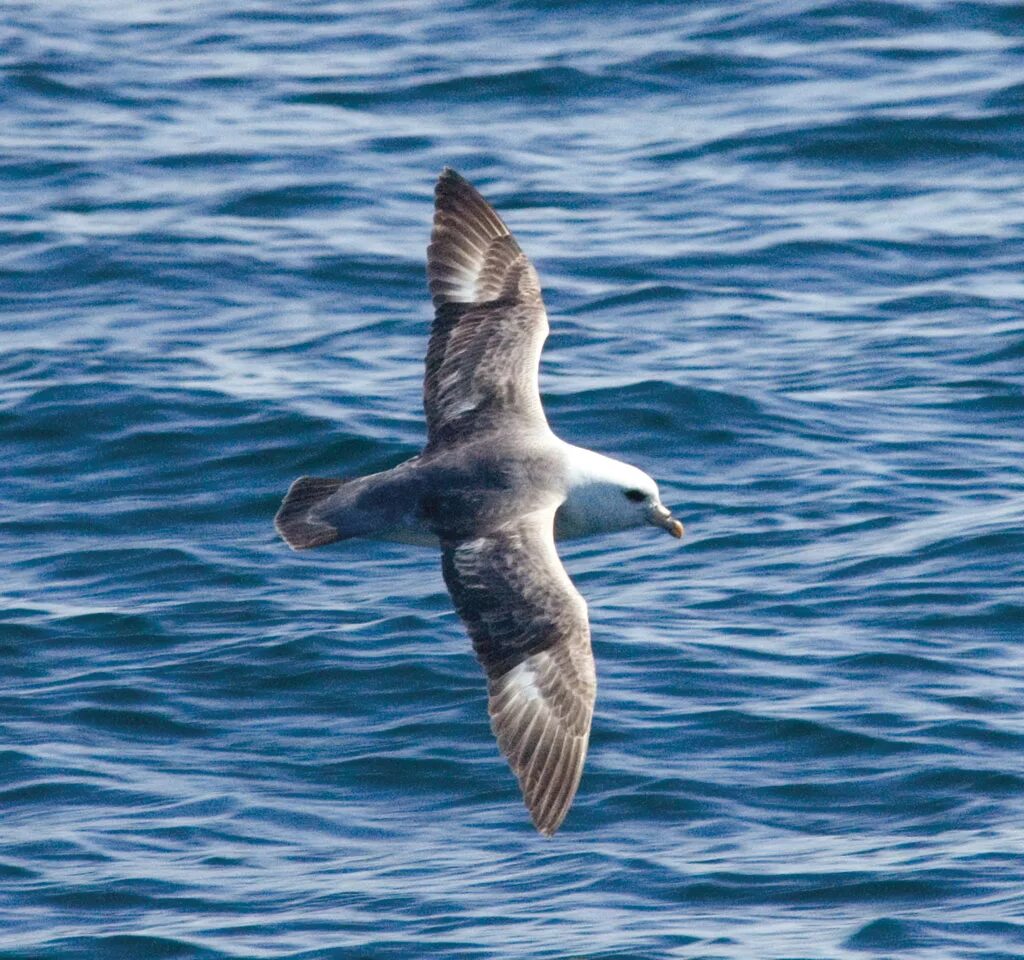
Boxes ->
[425,169,550,447]
[441,507,596,836]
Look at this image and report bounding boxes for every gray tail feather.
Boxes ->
[275,476,346,550]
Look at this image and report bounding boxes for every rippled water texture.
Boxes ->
[3,2,1024,958]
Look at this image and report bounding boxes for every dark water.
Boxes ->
[3,2,1024,957]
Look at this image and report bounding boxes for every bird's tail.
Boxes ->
[274,476,346,550]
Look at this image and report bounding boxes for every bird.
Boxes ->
[275,169,683,835]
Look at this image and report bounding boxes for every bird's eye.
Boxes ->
[624,489,646,503]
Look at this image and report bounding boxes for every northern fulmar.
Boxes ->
[275,169,683,835]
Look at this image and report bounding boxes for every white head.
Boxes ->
[555,446,684,541]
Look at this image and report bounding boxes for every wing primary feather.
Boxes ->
[424,169,551,444]
[440,508,596,835]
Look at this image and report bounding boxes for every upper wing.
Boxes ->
[424,169,550,447]
[441,507,596,835]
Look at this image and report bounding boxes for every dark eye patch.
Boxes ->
[624,489,646,503]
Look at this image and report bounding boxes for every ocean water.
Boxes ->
[2,1,1024,957]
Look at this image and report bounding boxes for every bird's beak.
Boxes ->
[648,503,684,539]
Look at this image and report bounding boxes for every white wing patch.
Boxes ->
[502,652,552,704]
[440,509,596,836]
[423,170,551,445]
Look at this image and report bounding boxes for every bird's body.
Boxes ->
[277,436,669,548]
[276,170,682,835]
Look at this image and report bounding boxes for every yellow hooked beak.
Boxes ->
[648,503,684,539]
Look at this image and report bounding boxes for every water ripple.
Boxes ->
[2,1,1023,958]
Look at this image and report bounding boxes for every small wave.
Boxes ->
[549,379,768,435]
[70,706,210,741]
[748,115,1022,165]
[144,150,257,170]
[216,183,360,218]
[40,934,223,960]
[288,65,625,110]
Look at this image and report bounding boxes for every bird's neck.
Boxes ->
[554,445,639,540]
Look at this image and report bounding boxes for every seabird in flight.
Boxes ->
[276,169,683,835]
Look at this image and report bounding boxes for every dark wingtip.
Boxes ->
[533,817,559,838]
[435,167,463,197]
[428,168,515,307]
[528,794,571,837]
[433,167,489,213]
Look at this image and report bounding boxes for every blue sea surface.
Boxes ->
[2,2,1024,957]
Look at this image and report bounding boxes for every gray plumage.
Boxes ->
[442,508,594,835]
[276,168,683,835]
[425,171,549,446]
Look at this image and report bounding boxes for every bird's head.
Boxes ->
[557,448,684,541]
[617,473,685,539]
